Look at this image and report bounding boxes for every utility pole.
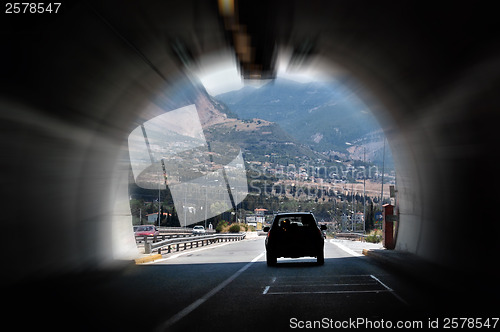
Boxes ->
[159,159,167,227]
[380,138,386,210]
[351,181,354,232]
[157,173,161,227]
[204,186,208,229]
[184,189,187,228]
[363,147,366,234]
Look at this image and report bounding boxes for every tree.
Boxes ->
[164,208,172,227]
[129,199,146,225]
[169,206,180,227]
[210,201,230,216]
[366,201,374,231]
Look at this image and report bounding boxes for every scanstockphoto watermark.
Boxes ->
[248,162,382,182]
[249,180,331,198]
[289,317,500,329]
[289,317,424,329]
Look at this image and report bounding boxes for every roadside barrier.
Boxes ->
[144,233,246,254]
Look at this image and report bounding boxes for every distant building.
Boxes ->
[246,214,265,226]
[254,208,267,215]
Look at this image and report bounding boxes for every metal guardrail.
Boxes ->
[334,232,367,241]
[158,227,214,233]
[135,232,215,244]
[144,233,247,254]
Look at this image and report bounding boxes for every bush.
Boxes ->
[216,221,228,233]
[365,229,383,243]
[228,224,241,233]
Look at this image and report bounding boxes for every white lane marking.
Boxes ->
[272,283,377,287]
[265,289,391,295]
[262,276,277,294]
[156,251,266,331]
[369,275,393,291]
[262,274,406,300]
[329,239,363,257]
[370,275,409,305]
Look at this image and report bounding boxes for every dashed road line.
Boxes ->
[262,276,277,294]
[261,274,408,305]
[370,274,408,305]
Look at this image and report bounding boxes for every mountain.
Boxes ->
[215,78,382,155]
[203,118,324,163]
[191,80,325,164]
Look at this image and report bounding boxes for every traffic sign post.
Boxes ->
[374,211,383,229]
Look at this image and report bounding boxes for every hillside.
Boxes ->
[203,118,324,163]
[191,80,326,163]
[215,78,382,155]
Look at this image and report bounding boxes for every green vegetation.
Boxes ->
[215,222,251,233]
[216,220,229,233]
[228,224,241,233]
[129,197,180,227]
[365,229,383,243]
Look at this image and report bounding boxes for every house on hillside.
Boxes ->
[254,208,267,215]
[245,214,265,229]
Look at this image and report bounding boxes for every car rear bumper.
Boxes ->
[266,243,324,258]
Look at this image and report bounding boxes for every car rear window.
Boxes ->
[136,226,154,232]
[275,215,316,229]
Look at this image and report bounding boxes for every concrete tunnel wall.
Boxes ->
[2,1,499,284]
[1,2,195,281]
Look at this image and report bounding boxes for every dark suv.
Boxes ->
[264,212,326,266]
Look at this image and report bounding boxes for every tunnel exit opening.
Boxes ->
[126,55,397,258]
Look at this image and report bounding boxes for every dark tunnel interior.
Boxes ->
[1,0,500,329]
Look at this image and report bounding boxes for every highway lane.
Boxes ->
[12,236,454,331]
[149,237,432,331]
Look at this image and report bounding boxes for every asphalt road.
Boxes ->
[11,237,485,331]
[152,237,417,331]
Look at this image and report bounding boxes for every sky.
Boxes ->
[196,51,333,96]
[197,65,243,96]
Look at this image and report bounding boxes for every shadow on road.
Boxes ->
[6,256,497,332]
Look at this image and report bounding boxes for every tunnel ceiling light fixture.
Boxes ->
[218,0,235,18]
[217,0,277,80]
